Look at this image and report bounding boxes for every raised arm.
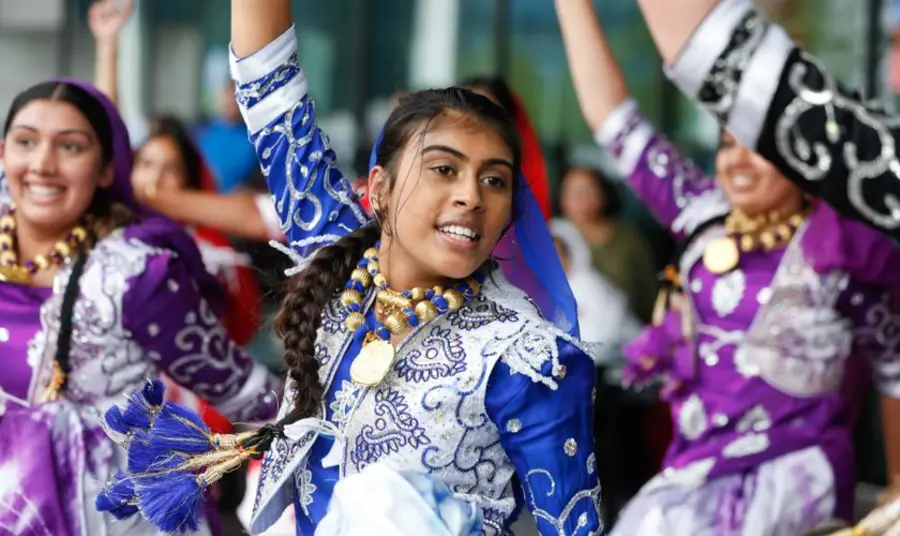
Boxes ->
[645,0,900,241]
[229,0,369,262]
[141,189,279,242]
[635,0,718,66]
[89,0,134,105]
[557,0,718,236]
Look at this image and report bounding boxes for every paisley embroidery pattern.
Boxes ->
[350,388,431,471]
[394,326,466,383]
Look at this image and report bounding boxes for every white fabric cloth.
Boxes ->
[315,463,483,536]
[550,219,642,365]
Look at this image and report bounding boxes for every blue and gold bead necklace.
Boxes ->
[340,242,484,386]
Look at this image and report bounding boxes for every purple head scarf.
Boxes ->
[368,126,580,337]
[31,78,227,314]
[52,78,142,212]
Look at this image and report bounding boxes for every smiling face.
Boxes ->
[1,98,112,235]
[716,130,803,216]
[370,113,515,289]
[132,135,189,195]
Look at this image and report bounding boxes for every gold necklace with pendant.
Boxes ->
[341,243,484,387]
[702,207,810,275]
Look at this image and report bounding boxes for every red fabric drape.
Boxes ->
[510,92,551,220]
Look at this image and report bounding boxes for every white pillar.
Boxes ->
[408,0,460,90]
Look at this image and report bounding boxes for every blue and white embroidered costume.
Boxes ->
[232,27,604,536]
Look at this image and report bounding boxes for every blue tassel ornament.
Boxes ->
[95,470,139,520]
[135,452,250,534]
[135,471,205,534]
[149,401,215,455]
[104,406,130,435]
[141,379,165,407]
[122,380,165,429]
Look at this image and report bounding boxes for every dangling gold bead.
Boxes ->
[70,226,87,242]
[409,287,426,302]
[341,289,362,307]
[768,210,781,223]
[415,300,438,322]
[363,247,379,259]
[373,273,387,288]
[367,260,379,274]
[433,286,444,296]
[0,215,14,229]
[0,234,12,248]
[54,242,72,258]
[343,311,366,331]
[33,255,50,270]
[0,251,15,265]
[759,231,777,250]
[739,234,755,253]
[350,268,372,286]
[788,214,805,227]
[443,289,465,310]
[776,223,793,241]
[384,313,407,335]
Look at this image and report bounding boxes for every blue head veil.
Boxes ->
[369,125,580,337]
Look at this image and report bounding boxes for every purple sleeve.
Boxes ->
[839,284,900,397]
[595,99,720,238]
[123,252,281,422]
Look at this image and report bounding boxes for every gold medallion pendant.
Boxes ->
[702,236,739,275]
[350,339,396,387]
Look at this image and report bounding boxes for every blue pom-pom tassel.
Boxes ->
[104,406,129,435]
[96,470,139,520]
[142,379,165,407]
[136,472,205,534]
[149,402,213,455]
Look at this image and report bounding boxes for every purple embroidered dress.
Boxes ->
[598,99,900,535]
[0,79,281,536]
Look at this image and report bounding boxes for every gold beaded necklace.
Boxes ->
[341,245,483,386]
[0,204,90,285]
[702,207,811,275]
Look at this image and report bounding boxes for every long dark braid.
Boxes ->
[274,223,381,423]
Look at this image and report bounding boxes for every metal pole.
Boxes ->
[493,0,511,77]
[866,0,885,97]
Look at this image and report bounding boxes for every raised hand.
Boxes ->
[88,0,134,44]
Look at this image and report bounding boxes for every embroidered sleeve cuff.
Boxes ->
[593,98,655,177]
[727,25,793,149]
[665,0,756,98]
[230,26,308,134]
[230,25,298,83]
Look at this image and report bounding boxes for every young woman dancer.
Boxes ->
[557,0,900,533]
[99,1,604,535]
[0,74,282,536]
[634,0,900,243]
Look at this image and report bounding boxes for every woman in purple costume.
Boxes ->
[0,78,282,535]
[557,0,900,533]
